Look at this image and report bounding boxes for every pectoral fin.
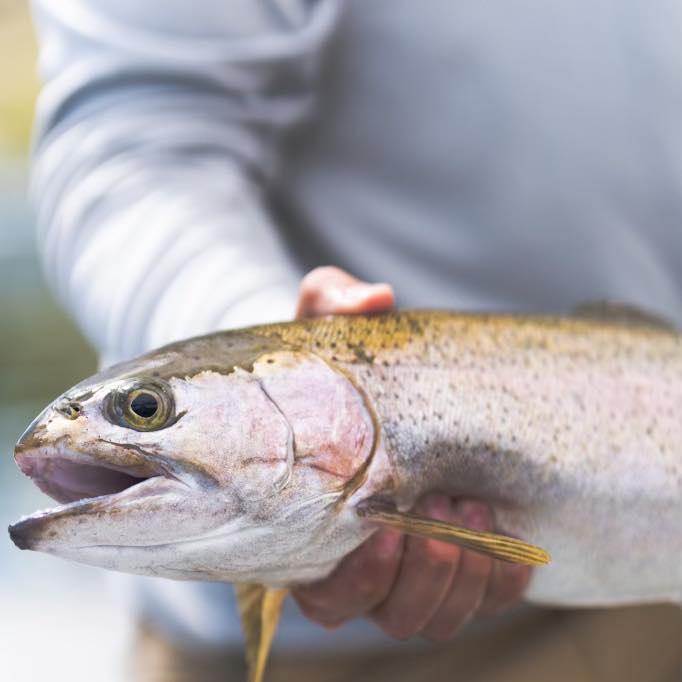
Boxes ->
[234,582,289,682]
[357,501,550,566]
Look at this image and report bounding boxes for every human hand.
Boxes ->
[292,266,530,641]
[295,265,395,318]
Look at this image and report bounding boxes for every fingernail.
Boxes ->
[330,284,384,306]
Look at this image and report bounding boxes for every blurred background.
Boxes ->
[0,3,129,680]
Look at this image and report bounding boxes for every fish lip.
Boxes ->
[11,435,211,552]
[14,439,169,504]
[8,475,185,551]
[11,437,192,553]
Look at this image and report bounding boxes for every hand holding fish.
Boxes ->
[292,266,530,640]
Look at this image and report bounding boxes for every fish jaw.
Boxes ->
[8,437,256,579]
[8,434,228,569]
[8,474,188,552]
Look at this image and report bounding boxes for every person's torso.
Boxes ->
[278,0,682,322]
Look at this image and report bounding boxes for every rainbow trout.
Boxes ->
[8,309,682,681]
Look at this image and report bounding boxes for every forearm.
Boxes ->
[34,134,301,360]
[30,0,339,361]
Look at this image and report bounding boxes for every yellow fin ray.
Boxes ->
[234,582,288,682]
[358,501,550,566]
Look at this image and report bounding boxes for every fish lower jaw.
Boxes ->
[8,475,186,552]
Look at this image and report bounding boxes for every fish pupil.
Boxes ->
[130,393,158,419]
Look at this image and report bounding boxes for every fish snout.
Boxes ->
[8,518,33,550]
[14,398,83,467]
[14,406,51,459]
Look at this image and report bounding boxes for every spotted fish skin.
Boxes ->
[257,311,682,606]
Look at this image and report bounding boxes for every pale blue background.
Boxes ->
[0,160,130,682]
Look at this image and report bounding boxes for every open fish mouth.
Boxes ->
[15,446,156,504]
[8,441,181,550]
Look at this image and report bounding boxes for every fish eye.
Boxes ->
[130,392,158,419]
[105,380,174,432]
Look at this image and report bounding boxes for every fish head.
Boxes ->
[9,329,378,584]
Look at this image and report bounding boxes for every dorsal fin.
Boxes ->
[572,300,676,331]
[357,501,550,566]
[234,583,288,682]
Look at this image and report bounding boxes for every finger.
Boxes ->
[296,266,395,319]
[422,502,494,641]
[293,528,403,629]
[478,557,531,618]
[370,494,461,640]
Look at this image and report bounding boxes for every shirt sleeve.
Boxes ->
[29,0,340,363]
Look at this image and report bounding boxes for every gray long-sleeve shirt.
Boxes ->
[31,0,682,649]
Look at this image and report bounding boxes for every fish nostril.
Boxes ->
[55,400,82,420]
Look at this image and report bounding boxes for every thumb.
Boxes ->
[296,266,395,319]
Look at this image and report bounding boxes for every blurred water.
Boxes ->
[0,161,130,682]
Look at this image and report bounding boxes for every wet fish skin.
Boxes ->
[9,310,682,607]
[306,311,682,606]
